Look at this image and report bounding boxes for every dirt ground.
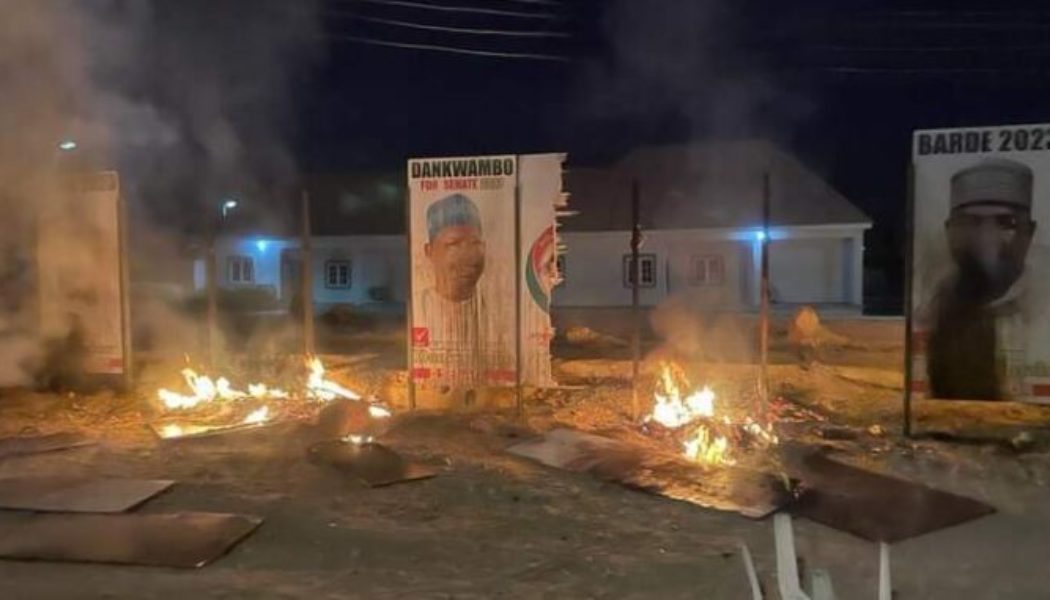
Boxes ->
[3,318,1050,598]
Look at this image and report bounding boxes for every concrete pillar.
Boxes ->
[851,233,865,307]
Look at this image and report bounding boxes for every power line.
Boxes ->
[328,33,571,61]
[344,0,561,20]
[336,13,570,37]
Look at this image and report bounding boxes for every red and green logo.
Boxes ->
[525,225,555,314]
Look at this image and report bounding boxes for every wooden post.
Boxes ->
[404,182,416,410]
[515,161,524,418]
[301,190,315,356]
[630,179,642,422]
[205,235,219,367]
[117,188,133,391]
[903,165,915,437]
[759,172,771,412]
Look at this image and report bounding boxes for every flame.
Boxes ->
[242,406,270,425]
[155,356,389,440]
[306,356,361,401]
[642,361,760,468]
[683,425,733,465]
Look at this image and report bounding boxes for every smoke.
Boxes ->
[577,0,810,142]
[0,0,323,386]
[649,295,755,366]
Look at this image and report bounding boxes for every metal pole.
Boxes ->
[514,159,524,418]
[759,172,771,412]
[903,164,916,437]
[301,190,315,356]
[630,179,642,422]
[404,178,416,410]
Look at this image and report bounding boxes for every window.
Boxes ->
[623,254,657,288]
[325,260,351,289]
[690,255,725,286]
[227,256,254,284]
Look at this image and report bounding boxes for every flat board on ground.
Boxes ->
[0,512,262,569]
[507,428,790,519]
[789,452,995,542]
[0,477,174,513]
[0,433,94,459]
[307,440,440,487]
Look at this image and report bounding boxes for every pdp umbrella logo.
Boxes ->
[525,225,556,313]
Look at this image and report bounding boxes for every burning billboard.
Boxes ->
[910,124,1050,403]
[37,171,128,377]
[407,154,565,391]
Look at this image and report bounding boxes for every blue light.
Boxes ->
[755,230,767,241]
[255,239,269,252]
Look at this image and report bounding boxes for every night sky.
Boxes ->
[299,0,1050,209]
[285,0,1050,305]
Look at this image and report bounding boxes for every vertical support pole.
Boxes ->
[205,234,219,368]
[515,160,525,418]
[301,190,315,357]
[117,189,134,391]
[630,179,642,422]
[405,181,416,410]
[759,172,771,411]
[903,164,915,437]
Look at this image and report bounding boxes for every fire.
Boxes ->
[643,362,778,467]
[306,356,361,401]
[158,368,289,410]
[242,406,269,426]
[683,425,732,465]
[154,355,389,440]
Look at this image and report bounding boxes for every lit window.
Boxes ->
[227,256,254,284]
[325,260,351,289]
[690,255,725,286]
[623,254,657,288]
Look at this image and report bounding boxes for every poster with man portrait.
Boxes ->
[37,171,128,375]
[408,155,519,388]
[911,124,1050,404]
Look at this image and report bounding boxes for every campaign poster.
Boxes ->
[518,153,566,387]
[911,124,1050,403]
[408,155,518,388]
[37,171,127,375]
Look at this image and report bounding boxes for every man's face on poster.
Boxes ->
[946,202,1036,300]
[426,224,485,302]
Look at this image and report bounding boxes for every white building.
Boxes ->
[557,140,872,312]
[200,141,870,315]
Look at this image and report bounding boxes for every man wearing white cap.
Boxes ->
[418,193,512,389]
[924,158,1039,400]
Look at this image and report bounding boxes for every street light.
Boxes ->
[221,199,238,218]
[58,139,77,151]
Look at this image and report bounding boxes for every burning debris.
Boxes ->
[154,355,391,440]
[643,362,778,467]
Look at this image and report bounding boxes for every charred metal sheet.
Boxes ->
[0,477,174,513]
[790,452,994,542]
[0,432,94,459]
[0,512,262,568]
[507,428,792,519]
[308,440,439,488]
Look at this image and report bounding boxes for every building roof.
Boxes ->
[563,140,870,232]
